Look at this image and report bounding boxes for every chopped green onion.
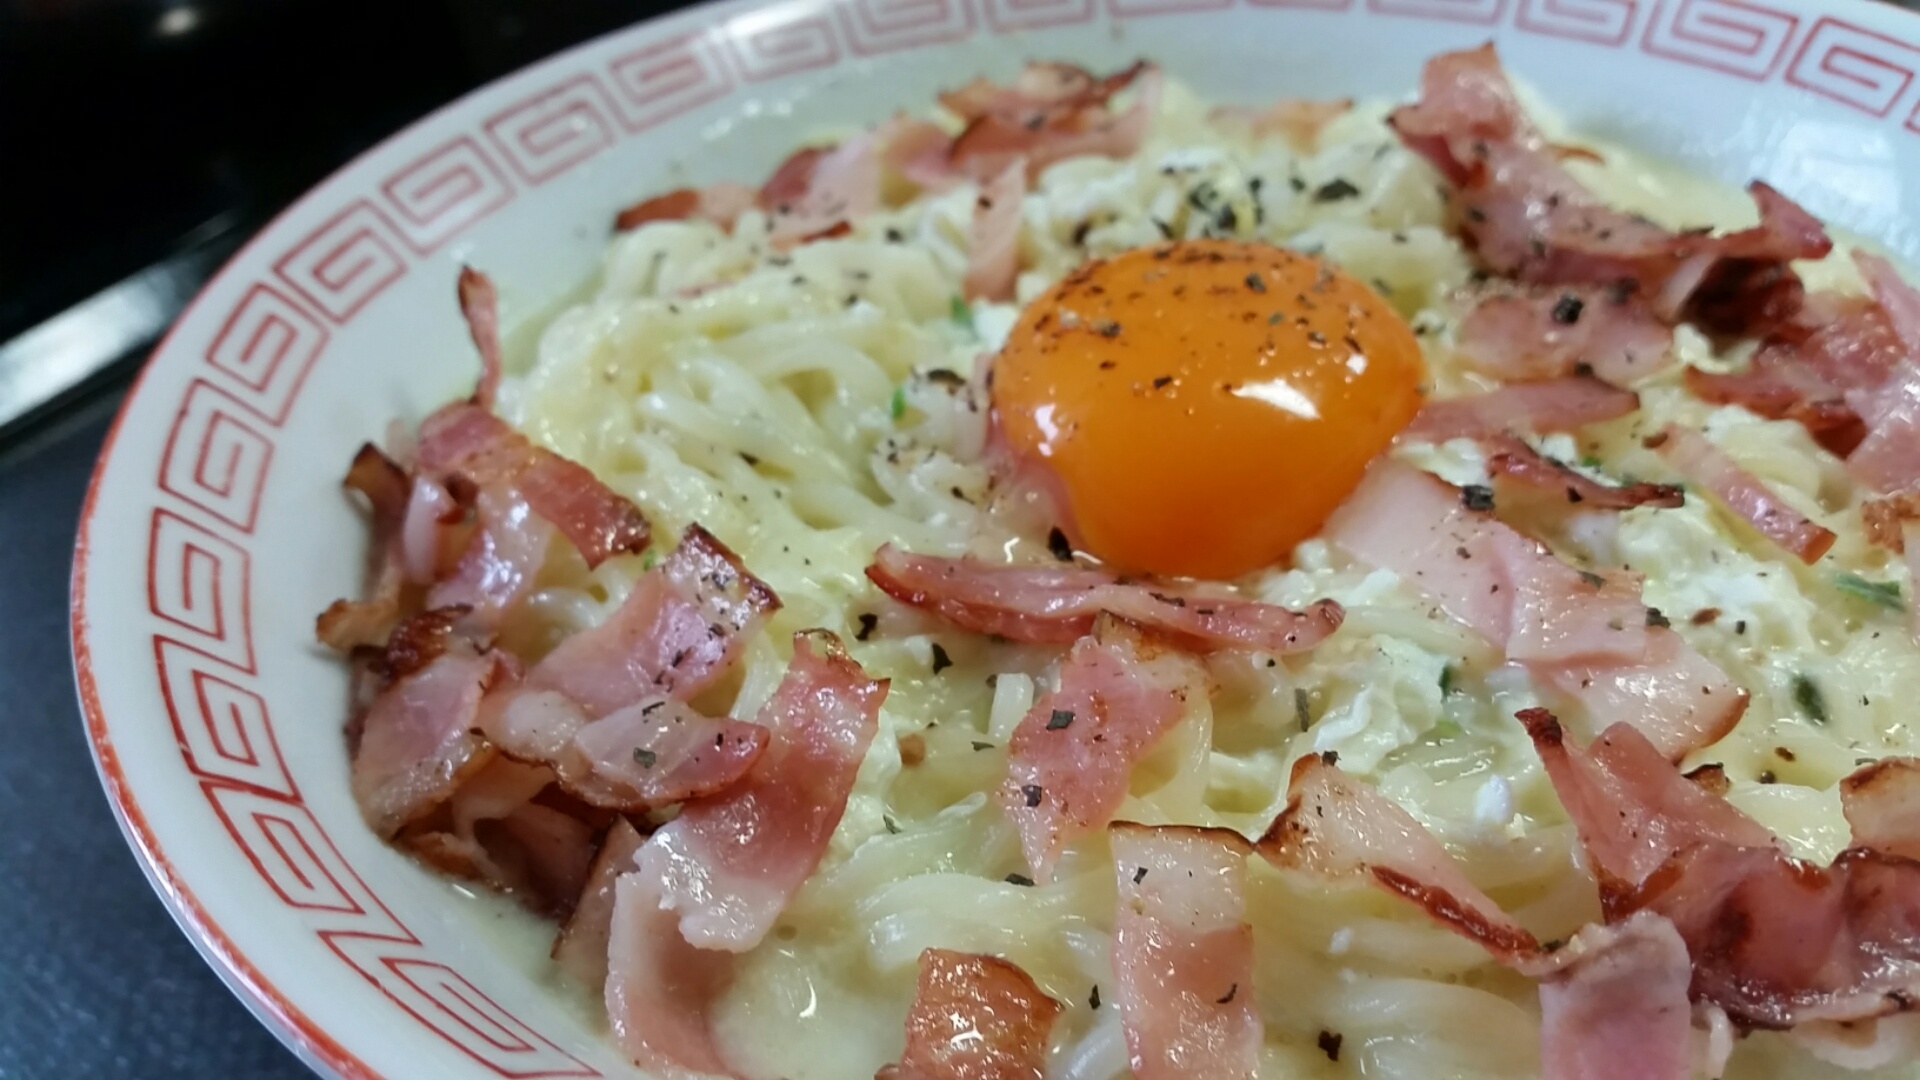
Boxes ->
[641,548,658,571]
[949,296,976,334]
[1835,572,1903,611]
[890,385,907,421]
[1439,665,1457,696]
[1791,673,1829,725]
[1579,454,1604,470]
[1430,719,1463,740]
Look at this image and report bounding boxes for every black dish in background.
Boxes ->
[0,3,685,1077]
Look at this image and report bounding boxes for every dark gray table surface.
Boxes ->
[0,385,309,1079]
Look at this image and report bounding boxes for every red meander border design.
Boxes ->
[73,0,1920,1075]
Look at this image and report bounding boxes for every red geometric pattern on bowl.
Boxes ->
[379,136,517,254]
[726,6,842,80]
[837,0,975,54]
[74,0,1920,1076]
[1369,0,1508,26]
[1788,16,1920,119]
[1641,0,1799,80]
[1515,0,1637,44]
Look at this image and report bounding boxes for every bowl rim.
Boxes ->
[68,0,1920,1076]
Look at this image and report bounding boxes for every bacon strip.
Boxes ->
[963,159,1025,303]
[627,630,885,950]
[1002,617,1206,879]
[614,183,758,233]
[1390,45,1829,336]
[479,689,768,812]
[1257,752,1539,962]
[553,816,647,992]
[1403,375,1640,441]
[349,643,508,838]
[1326,460,1745,756]
[1535,913,1695,1080]
[1652,423,1836,563]
[529,526,779,716]
[1456,288,1675,386]
[317,444,414,650]
[941,61,1160,184]
[459,267,503,410]
[425,487,552,624]
[866,543,1342,654]
[1485,436,1684,512]
[1840,757,1920,862]
[877,949,1062,1080]
[1516,711,1779,903]
[605,868,737,1079]
[416,402,650,570]
[763,135,884,248]
[1110,823,1262,1080]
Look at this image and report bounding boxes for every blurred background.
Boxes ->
[1,1,1917,1077]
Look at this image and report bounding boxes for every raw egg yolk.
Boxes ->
[992,240,1425,579]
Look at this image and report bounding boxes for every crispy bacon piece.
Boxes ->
[479,689,768,812]
[939,61,1159,184]
[1517,711,1779,902]
[399,755,600,917]
[866,543,1342,654]
[1523,709,1920,1030]
[349,642,509,838]
[416,402,650,570]
[1210,97,1352,148]
[963,159,1025,303]
[1535,913,1695,1080]
[554,816,647,992]
[877,950,1062,1080]
[1258,752,1540,962]
[627,631,885,950]
[614,183,758,233]
[528,526,779,716]
[458,267,503,410]
[1389,45,1829,336]
[761,136,884,248]
[1456,288,1675,386]
[1485,436,1684,512]
[1840,757,1920,862]
[1002,617,1206,879]
[1110,823,1262,1080]
[1652,423,1836,563]
[1326,460,1745,756]
[1403,375,1640,441]
[605,868,737,1078]
[317,444,415,651]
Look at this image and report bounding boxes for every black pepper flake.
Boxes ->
[1646,607,1671,628]
[1314,177,1361,202]
[1132,866,1149,884]
[884,815,900,834]
[855,612,878,642]
[1093,319,1122,338]
[1318,1031,1343,1062]
[1792,673,1828,724]
[1288,175,1307,193]
[1735,620,1748,635]
[1090,985,1102,1010]
[1758,770,1778,784]
[1320,750,1340,767]
[1047,527,1074,562]
[1216,983,1238,1005]
[930,643,952,674]
[1461,485,1496,512]
[1152,375,1173,389]
[1071,220,1094,246]
[1464,205,1488,223]
[1245,271,1268,293]
[1775,746,1797,762]
[1551,294,1585,325]
[972,740,994,752]
[1005,873,1035,887]
[884,227,905,243]
[1215,205,1238,231]
[1567,486,1585,504]
[641,701,666,715]
[1295,687,1312,732]
[1047,709,1075,731]
[632,748,658,769]
[1578,570,1607,589]
[1021,784,1044,808]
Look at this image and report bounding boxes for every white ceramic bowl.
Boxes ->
[71,0,1920,1075]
